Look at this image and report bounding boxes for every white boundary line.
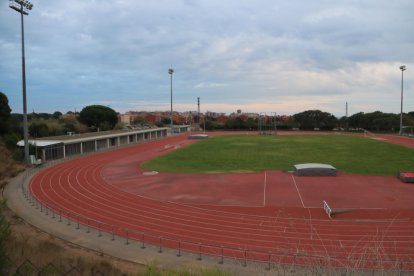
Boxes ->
[170,202,265,208]
[291,174,305,208]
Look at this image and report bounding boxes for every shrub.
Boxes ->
[0,200,10,274]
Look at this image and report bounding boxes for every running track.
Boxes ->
[29,132,414,270]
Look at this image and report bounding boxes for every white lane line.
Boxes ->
[291,174,305,208]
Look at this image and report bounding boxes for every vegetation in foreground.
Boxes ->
[1,199,234,275]
[142,134,414,175]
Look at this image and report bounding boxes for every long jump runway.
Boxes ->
[29,133,414,270]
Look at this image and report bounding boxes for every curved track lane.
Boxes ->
[29,134,414,270]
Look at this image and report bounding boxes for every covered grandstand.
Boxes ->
[17,125,190,162]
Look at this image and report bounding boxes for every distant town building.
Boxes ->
[205,111,226,118]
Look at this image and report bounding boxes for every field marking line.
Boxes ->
[169,202,265,208]
[263,171,267,207]
[291,174,305,208]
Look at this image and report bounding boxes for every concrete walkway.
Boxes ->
[4,168,284,276]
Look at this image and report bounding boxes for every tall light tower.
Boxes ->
[9,0,34,164]
[197,97,200,126]
[168,68,174,133]
[399,65,407,135]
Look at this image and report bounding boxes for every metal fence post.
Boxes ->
[141,233,145,249]
[125,229,129,245]
[111,226,115,241]
[98,223,102,237]
[267,252,271,271]
[197,243,202,261]
[76,215,80,229]
[158,237,162,253]
[177,240,181,257]
[219,246,224,264]
[86,219,90,233]
[243,249,247,267]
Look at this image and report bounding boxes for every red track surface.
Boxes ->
[29,132,414,270]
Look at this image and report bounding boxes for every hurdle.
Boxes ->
[323,200,333,219]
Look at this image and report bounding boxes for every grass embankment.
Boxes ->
[142,134,414,175]
[0,143,25,189]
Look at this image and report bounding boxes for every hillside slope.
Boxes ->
[0,143,25,186]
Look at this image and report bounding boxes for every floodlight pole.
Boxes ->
[168,68,174,133]
[197,97,200,126]
[10,0,33,164]
[399,65,406,135]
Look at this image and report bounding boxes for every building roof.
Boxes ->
[16,126,189,147]
[17,140,63,147]
[17,127,170,147]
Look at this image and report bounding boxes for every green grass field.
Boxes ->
[141,134,414,175]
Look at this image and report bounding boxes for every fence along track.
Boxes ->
[18,164,414,274]
[14,138,414,274]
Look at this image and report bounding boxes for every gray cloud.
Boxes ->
[1,0,413,116]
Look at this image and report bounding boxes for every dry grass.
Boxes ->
[3,206,146,275]
[0,144,25,183]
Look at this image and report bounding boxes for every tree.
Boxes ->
[204,116,225,130]
[225,117,246,130]
[348,111,401,132]
[277,115,296,130]
[293,110,338,130]
[348,112,365,129]
[0,92,11,136]
[62,122,76,134]
[133,117,146,126]
[29,122,50,137]
[78,105,118,131]
[52,111,63,119]
[156,118,172,127]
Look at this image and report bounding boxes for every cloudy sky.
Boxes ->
[1,0,413,117]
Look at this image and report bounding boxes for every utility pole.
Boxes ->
[9,0,34,164]
[399,66,406,135]
[346,102,349,131]
[168,68,174,133]
[197,97,200,128]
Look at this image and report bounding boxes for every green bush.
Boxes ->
[0,200,10,274]
[3,133,20,150]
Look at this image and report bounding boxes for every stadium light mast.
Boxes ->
[168,68,174,133]
[399,65,406,135]
[9,0,34,164]
[197,97,200,130]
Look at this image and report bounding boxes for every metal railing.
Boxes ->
[18,166,414,274]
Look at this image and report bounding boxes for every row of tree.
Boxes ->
[3,91,414,141]
[0,93,120,151]
[205,110,414,132]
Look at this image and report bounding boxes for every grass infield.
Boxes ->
[141,134,414,175]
